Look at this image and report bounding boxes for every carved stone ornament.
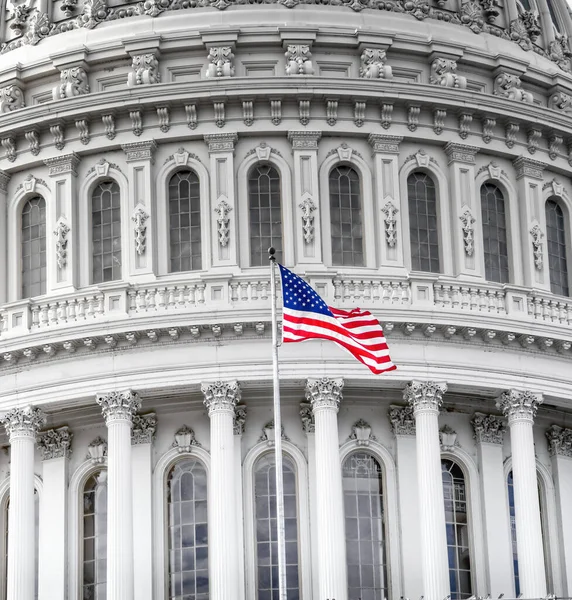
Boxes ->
[305,377,344,410]
[259,420,289,445]
[472,412,505,444]
[0,84,25,113]
[37,426,72,459]
[96,389,142,423]
[285,45,314,75]
[201,380,241,414]
[349,419,375,446]
[127,53,160,86]
[496,389,543,423]
[87,436,107,464]
[0,406,46,440]
[521,10,541,41]
[53,67,89,100]
[206,47,235,78]
[546,425,572,458]
[530,224,544,270]
[479,0,499,22]
[53,217,71,269]
[173,425,200,452]
[214,199,232,247]
[459,209,476,256]
[299,197,316,244]
[439,424,458,451]
[233,404,247,435]
[382,200,399,248]
[299,401,315,433]
[132,205,149,255]
[403,380,447,413]
[430,58,467,89]
[388,405,415,436]
[460,1,485,33]
[493,72,533,103]
[131,413,156,444]
[359,48,393,79]
[548,35,572,73]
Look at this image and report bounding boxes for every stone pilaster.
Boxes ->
[0,406,46,600]
[0,170,10,304]
[202,381,241,600]
[96,390,141,600]
[233,403,246,600]
[403,381,450,600]
[305,378,347,600]
[496,390,546,597]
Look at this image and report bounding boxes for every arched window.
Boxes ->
[254,453,299,600]
[248,164,282,266]
[330,166,364,267]
[407,172,440,273]
[92,180,121,284]
[343,451,388,600]
[169,170,202,273]
[545,198,569,296]
[82,471,107,600]
[167,458,209,600]
[442,459,472,599]
[481,183,509,283]
[21,196,47,298]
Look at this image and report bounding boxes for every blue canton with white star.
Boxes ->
[278,264,333,316]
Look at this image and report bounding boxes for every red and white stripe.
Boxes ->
[282,305,396,375]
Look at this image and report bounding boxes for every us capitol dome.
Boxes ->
[0,0,572,597]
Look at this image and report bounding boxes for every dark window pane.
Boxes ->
[82,471,107,598]
[407,173,440,273]
[92,181,122,283]
[481,183,510,283]
[546,199,569,296]
[21,196,47,298]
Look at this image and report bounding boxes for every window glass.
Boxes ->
[168,459,209,600]
[481,183,510,283]
[545,199,569,296]
[249,165,282,266]
[343,452,388,600]
[169,170,202,272]
[92,181,121,283]
[330,166,364,267]
[21,196,47,298]
[407,172,440,273]
[83,471,107,600]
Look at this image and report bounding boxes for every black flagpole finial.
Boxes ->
[268,247,276,261]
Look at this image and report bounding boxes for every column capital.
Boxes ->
[201,380,241,414]
[287,130,321,150]
[300,400,315,433]
[96,390,142,424]
[0,170,11,192]
[305,377,344,411]
[44,152,80,177]
[131,413,156,445]
[496,389,543,423]
[444,142,479,164]
[37,426,72,459]
[368,133,402,154]
[546,425,572,458]
[121,140,157,163]
[0,406,46,440]
[472,412,506,444]
[388,404,415,436]
[403,380,447,414]
[513,156,545,180]
[203,132,238,154]
[233,404,247,435]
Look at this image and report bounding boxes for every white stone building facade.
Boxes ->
[0,0,572,598]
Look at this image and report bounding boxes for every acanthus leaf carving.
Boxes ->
[53,217,71,269]
[548,35,572,72]
[299,196,316,244]
[459,209,476,256]
[53,67,89,100]
[37,426,73,459]
[206,47,235,78]
[460,1,485,33]
[132,205,149,255]
[131,413,157,444]
[382,200,399,248]
[285,45,314,75]
[127,53,160,86]
[76,0,108,29]
[472,412,505,444]
[359,48,393,79]
[214,200,232,247]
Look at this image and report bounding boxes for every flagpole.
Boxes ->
[269,247,288,600]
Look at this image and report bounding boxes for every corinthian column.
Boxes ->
[0,406,46,600]
[404,381,450,600]
[96,390,142,600]
[305,377,347,600]
[497,390,546,597]
[201,381,241,600]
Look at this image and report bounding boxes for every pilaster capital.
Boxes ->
[0,406,46,441]
[121,140,157,163]
[368,134,402,154]
[403,380,447,414]
[37,426,72,459]
[305,378,344,412]
[234,404,247,435]
[300,400,315,433]
[44,152,80,177]
[496,389,543,423]
[287,130,321,150]
[96,390,142,424]
[0,170,10,192]
[388,404,415,436]
[444,142,479,164]
[204,132,238,154]
[201,380,241,414]
[546,425,572,458]
[472,412,506,444]
[513,156,545,180]
[131,413,156,445]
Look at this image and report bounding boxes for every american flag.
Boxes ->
[278,264,396,375]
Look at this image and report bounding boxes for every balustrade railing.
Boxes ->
[433,283,507,314]
[527,291,572,325]
[127,284,206,313]
[30,294,105,328]
[333,279,411,305]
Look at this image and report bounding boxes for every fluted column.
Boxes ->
[202,381,241,600]
[96,390,141,600]
[404,381,450,600]
[497,390,546,597]
[305,377,347,600]
[0,406,46,600]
